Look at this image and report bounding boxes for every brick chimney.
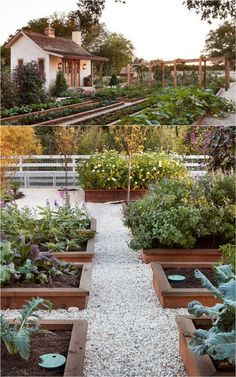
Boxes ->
[44,25,55,38]
[72,31,82,46]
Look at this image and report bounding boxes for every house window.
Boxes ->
[18,59,23,68]
[38,59,45,78]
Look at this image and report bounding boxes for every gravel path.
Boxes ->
[202,83,236,126]
[3,195,188,377]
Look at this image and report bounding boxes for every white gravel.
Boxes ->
[3,191,188,377]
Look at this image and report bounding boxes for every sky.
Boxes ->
[0,0,221,60]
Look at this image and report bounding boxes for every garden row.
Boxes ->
[123,173,235,376]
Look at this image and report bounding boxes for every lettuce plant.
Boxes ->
[188,265,236,366]
[0,298,52,360]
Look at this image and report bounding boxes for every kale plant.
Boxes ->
[1,298,52,360]
[188,265,236,366]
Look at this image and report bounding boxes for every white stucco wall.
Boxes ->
[49,55,62,90]
[80,60,91,86]
[10,35,51,90]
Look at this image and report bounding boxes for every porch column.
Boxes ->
[173,60,177,86]
[91,60,94,86]
[225,58,230,90]
[71,60,75,86]
[127,64,131,86]
[148,63,152,88]
[198,58,202,88]
[162,63,165,88]
[100,63,103,84]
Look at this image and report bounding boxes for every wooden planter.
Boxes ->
[142,248,221,264]
[1,264,92,310]
[176,315,235,376]
[2,320,87,377]
[151,263,221,308]
[50,218,96,263]
[84,189,146,203]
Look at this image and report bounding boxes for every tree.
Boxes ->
[183,0,236,23]
[1,62,18,109]
[94,33,134,75]
[55,127,80,189]
[0,126,42,188]
[111,126,147,203]
[204,21,235,64]
[51,70,68,96]
[12,61,46,105]
[109,74,118,86]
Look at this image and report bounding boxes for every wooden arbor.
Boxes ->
[127,56,231,90]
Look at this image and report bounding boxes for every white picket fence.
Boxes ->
[4,154,209,188]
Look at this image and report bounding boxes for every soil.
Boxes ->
[1,330,71,376]
[4,270,82,289]
[164,268,217,288]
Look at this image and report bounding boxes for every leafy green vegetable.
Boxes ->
[188,265,236,366]
[1,298,52,360]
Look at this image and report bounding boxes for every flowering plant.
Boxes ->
[78,151,187,190]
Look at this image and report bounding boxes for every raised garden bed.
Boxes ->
[1,263,92,310]
[84,189,146,203]
[50,218,96,263]
[1,319,87,377]
[176,315,235,376]
[142,248,221,264]
[151,263,221,308]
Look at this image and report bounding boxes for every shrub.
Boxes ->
[51,70,68,97]
[109,74,118,86]
[12,61,46,105]
[124,174,235,250]
[1,63,18,109]
[188,265,235,366]
[78,151,187,190]
[218,244,236,271]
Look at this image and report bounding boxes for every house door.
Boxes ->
[74,61,80,86]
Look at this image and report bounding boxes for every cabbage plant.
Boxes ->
[188,265,236,366]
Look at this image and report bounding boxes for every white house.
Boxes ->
[6,26,108,91]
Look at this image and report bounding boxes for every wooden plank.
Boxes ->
[64,320,88,377]
[199,58,202,88]
[225,58,231,90]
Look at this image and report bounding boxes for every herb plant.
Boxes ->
[1,298,52,360]
[188,264,236,366]
[124,174,235,249]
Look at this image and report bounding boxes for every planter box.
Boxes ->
[142,248,221,264]
[84,189,146,203]
[50,218,96,263]
[176,315,235,376]
[2,320,87,377]
[151,263,221,308]
[1,264,92,310]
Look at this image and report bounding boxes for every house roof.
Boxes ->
[6,30,108,62]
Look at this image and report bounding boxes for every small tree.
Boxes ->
[109,73,118,87]
[12,61,46,105]
[51,70,68,97]
[111,126,147,203]
[1,62,18,109]
[55,127,80,189]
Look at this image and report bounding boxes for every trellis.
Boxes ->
[127,56,231,90]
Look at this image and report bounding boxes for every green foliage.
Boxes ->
[0,198,94,254]
[218,244,236,271]
[51,70,68,97]
[117,87,235,125]
[1,298,52,360]
[187,265,236,366]
[109,74,118,87]
[125,174,235,250]
[1,62,18,109]
[0,238,74,286]
[183,0,235,23]
[12,61,46,106]
[78,151,187,190]
[204,21,235,64]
